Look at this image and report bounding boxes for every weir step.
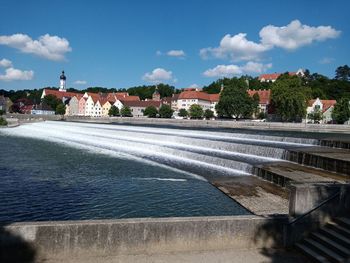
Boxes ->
[295,218,350,263]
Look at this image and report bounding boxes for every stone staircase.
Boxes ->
[295,217,350,262]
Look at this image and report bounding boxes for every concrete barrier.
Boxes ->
[0,215,287,261]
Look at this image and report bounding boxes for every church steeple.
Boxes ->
[59,70,66,92]
[152,85,160,101]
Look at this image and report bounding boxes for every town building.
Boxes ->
[258,69,305,82]
[59,70,67,92]
[121,100,162,117]
[306,98,337,123]
[247,89,271,113]
[31,103,55,115]
[0,95,12,113]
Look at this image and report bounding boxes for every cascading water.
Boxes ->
[0,121,317,179]
[0,121,321,222]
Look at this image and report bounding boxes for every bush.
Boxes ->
[121,106,132,117]
[108,105,120,116]
[189,104,203,119]
[0,109,4,116]
[159,104,173,118]
[257,111,267,119]
[204,109,214,119]
[0,117,7,126]
[144,106,158,118]
[178,108,188,117]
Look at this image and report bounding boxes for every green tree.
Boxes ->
[307,108,323,123]
[121,106,132,117]
[108,105,119,116]
[159,104,173,118]
[0,109,4,116]
[178,108,188,117]
[55,103,66,116]
[144,106,158,118]
[43,94,61,112]
[215,78,254,119]
[332,98,350,124]
[0,117,7,126]
[271,75,309,122]
[204,109,214,119]
[335,65,350,81]
[189,104,203,119]
[257,111,267,120]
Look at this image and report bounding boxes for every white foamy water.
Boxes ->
[0,121,316,179]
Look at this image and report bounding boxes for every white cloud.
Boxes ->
[0,33,72,61]
[319,57,334,64]
[200,33,268,62]
[167,50,186,57]
[0,58,12,68]
[0,67,34,81]
[74,80,87,85]
[200,20,340,62]
[142,68,173,83]
[259,20,341,50]
[203,62,272,78]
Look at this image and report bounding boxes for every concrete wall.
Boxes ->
[0,215,287,261]
[288,183,344,216]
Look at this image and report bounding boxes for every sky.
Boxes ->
[0,0,349,90]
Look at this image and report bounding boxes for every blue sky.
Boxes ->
[0,0,349,90]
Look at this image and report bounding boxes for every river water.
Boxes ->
[0,121,319,222]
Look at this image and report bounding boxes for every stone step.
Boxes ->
[311,232,350,258]
[284,147,350,176]
[303,238,345,263]
[320,228,350,249]
[295,242,330,263]
[334,217,350,229]
[327,223,350,239]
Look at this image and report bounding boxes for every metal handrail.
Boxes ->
[288,191,341,225]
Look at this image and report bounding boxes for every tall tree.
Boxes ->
[271,75,310,122]
[332,98,350,124]
[42,95,61,112]
[215,78,254,119]
[335,65,350,81]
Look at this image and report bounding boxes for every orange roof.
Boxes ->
[308,99,336,112]
[208,93,220,102]
[248,89,271,104]
[118,95,140,101]
[43,89,82,100]
[258,72,296,81]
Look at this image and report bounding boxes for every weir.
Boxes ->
[1,121,350,262]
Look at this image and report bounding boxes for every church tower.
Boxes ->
[59,70,66,92]
[152,85,160,101]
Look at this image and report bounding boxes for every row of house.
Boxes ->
[39,86,272,118]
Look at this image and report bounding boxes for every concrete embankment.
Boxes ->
[1,215,287,262]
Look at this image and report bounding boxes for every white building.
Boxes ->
[306,98,337,123]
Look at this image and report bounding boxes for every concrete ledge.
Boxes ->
[0,215,287,261]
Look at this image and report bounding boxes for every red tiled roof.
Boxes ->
[248,89,271,104]
[118,95,140,101]
[308,99,336,112]
[208,93,220,102]
[43,89,82,100]
[258,72,296,80]
[121,100,162,108]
